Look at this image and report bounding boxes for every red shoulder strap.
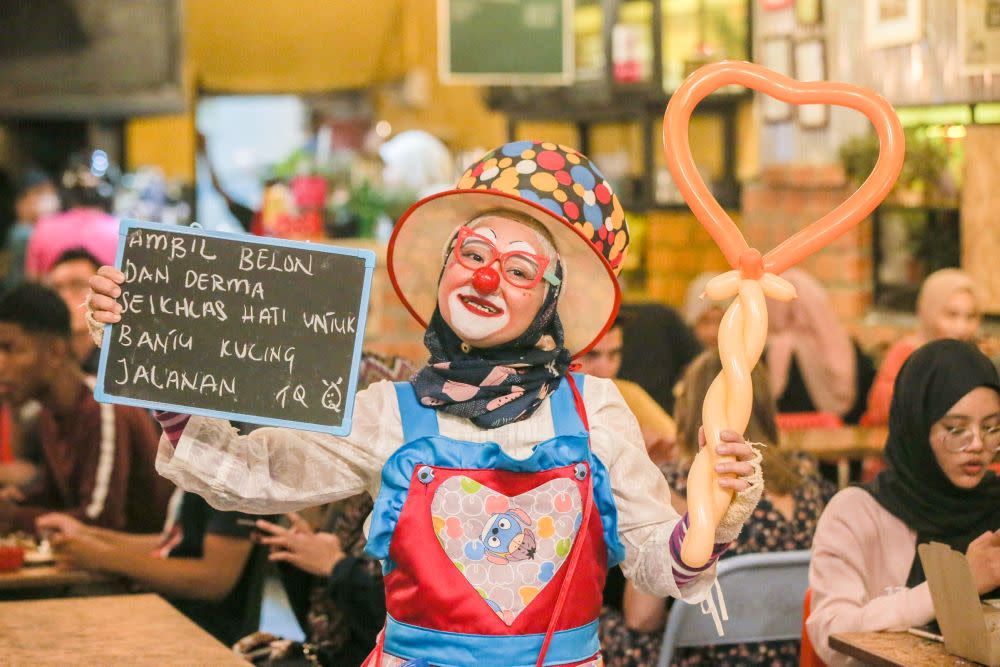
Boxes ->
[536,372,595,667]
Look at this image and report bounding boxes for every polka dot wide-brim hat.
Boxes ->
[388,140,630,357]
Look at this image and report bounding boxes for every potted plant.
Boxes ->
[838,128,952,207]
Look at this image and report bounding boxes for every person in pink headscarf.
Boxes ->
[861,268,982,426]
[25,151,119,279]
[764,268,871,423]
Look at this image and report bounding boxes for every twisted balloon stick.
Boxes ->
[662,61,904,568]
[680,261,796,568]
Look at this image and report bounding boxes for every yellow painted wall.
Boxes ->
[510,122,579,147]
[126,1,760,189]
[371,0,507,155]
[185,0,407,93]
[127,0,507,182]
[125,113,195,182]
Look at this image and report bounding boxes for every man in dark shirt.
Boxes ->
[617,302,702,414]
[38,490,269,645]
[0,283,170,533]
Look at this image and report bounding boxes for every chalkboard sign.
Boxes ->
[95,221,375,435]
[438,0,574,85]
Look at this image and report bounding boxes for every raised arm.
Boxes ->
[586,378,761,604]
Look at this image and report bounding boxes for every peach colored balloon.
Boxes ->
[664,60,905,567]
[663,60,904,277]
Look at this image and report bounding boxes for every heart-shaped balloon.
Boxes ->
[663,60,904,276]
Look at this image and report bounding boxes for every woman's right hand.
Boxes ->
[87,266,125,324]
[966,530,1000,595]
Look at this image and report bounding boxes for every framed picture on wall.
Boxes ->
[864,0,923,48]
[795,0,823,26]
[760,37,793,122]
[794,38,829,128]
[959,0,1000,74]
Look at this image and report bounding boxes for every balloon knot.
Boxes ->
[739,249,764,280]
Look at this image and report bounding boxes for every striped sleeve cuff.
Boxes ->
[669,512,731,587]
[153,410,191,446]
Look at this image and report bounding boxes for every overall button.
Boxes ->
[416,465,435,484]
[574,462,588,480]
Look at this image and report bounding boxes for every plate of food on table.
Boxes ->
[0,532,54,570]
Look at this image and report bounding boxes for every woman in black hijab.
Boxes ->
[806,339,1000,665]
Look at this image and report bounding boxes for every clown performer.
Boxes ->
[86,141,763,667]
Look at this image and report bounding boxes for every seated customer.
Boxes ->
[233,352,413,666]
[807,339,1000,665]
[682,271,728,351]
[44,248,103,374]
[4,168,59,289]
[600,350,834,667]
[38,489,270,646]
[0,283,171,533]
[764,268,875,425]
[577,314,677,465]
[237,500,386,666]
[862,268,982,426]
[616,302,702,414]
[580,317,678,655]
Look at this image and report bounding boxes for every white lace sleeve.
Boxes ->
[585,376,717,603]
[155,381,402,514]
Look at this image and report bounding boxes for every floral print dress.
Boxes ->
[599,452,836,667]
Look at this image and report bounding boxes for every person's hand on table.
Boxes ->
[255,514,345,577]
[36,513,86,540]
[284,511,313,535]
[50,531,113,572]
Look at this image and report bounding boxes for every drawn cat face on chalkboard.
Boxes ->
[438,215,552,349]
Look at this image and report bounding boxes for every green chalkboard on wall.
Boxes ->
[438,0,573,85]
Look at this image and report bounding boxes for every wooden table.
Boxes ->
[0,593,248,665]
[830,631,979,666]
[0,564,118,591]
[781,426,887,488]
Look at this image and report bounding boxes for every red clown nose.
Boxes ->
[472,267,500,294]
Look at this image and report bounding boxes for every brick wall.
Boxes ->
[329,239,427,365]
[741,164,873,322]
[639,165,875,319]
[642,209,731,306]
[635,165,900,357]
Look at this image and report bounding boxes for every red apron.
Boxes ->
[363,374,625,667]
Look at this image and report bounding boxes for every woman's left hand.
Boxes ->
[255,517,346,577]
[698,427,757,492]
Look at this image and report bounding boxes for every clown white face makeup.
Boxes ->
[438,215,553,349]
